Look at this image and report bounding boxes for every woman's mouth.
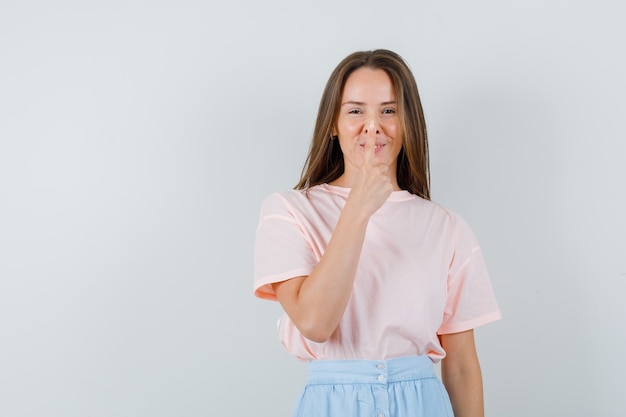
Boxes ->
[360,144,386,152]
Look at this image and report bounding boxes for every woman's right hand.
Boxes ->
[346,122,394,219]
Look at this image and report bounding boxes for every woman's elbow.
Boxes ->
[297,320,335,343]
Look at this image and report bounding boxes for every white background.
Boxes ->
[1,1,625,416]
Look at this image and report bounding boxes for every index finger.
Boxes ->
[364,122,376,166]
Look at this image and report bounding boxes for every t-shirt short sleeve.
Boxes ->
[253,193,318,301]
[437,213,502,335]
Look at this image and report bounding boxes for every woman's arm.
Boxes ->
[440,329,485,417]
[272,132,392,343]
[271,202,369,343]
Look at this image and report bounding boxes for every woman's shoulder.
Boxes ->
[259,189,301,214]
[259,185,333,214]
[423,198,458,217]
[425,200,482,244]
[410,197,470,230]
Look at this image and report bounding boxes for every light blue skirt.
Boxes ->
[292,356,453,417]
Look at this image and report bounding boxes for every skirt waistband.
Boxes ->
[306,356,436,385]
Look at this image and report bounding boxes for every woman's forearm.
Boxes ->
[442,362,484,417]
[440,330,485,417]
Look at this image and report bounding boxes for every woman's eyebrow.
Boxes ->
[341,100,397,106]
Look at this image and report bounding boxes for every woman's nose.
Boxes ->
[363,120,380,134]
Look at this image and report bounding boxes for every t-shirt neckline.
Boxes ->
[319,183,416,202]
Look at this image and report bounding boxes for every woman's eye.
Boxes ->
[382,108,396,114]
[348,109,362,114]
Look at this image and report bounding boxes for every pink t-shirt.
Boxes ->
[254,184,501,362]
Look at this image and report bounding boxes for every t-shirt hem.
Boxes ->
[436,311,502,335]
[254,267,313,301]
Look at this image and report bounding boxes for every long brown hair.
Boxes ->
[295,49,430,200]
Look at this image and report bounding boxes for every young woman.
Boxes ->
[254,49,501,417]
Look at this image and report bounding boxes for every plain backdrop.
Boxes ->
[1,1,625,416]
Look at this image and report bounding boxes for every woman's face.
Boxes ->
[333,67,403,187]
